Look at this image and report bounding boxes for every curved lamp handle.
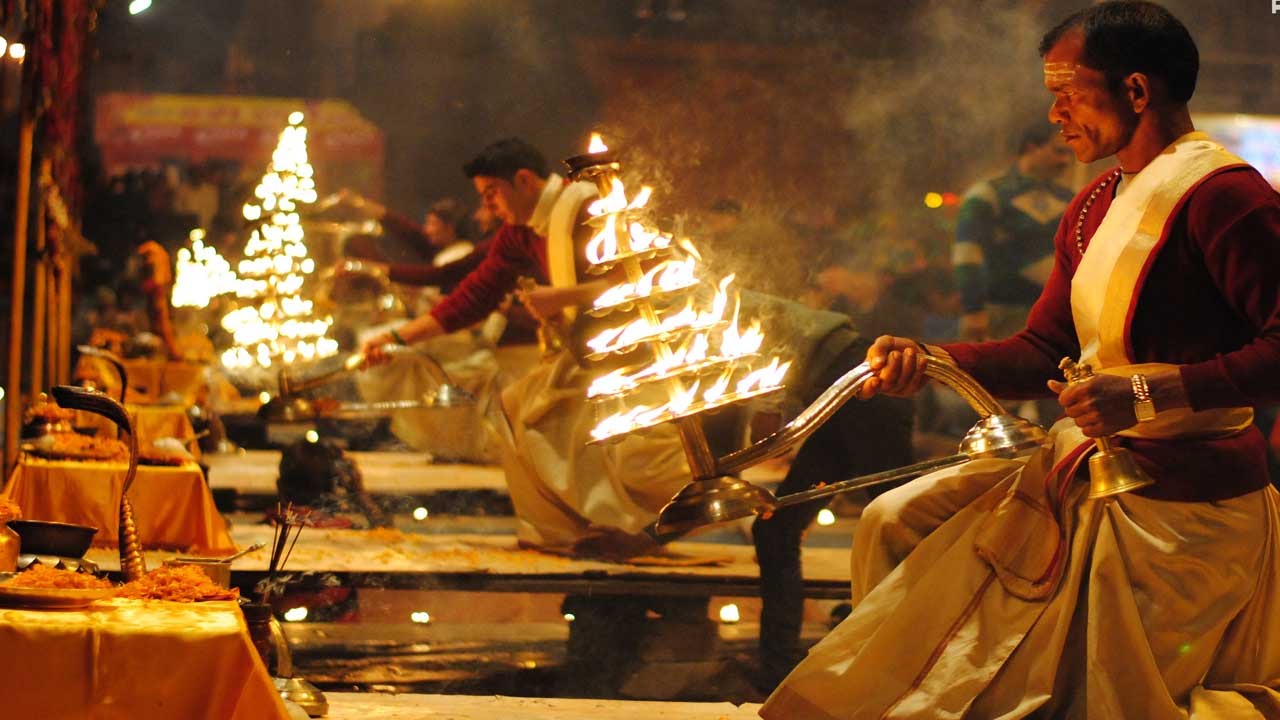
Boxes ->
[716,355,1007,477]
[50,385,146,581]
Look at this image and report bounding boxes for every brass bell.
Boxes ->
[1059,358,1155,499]
[517,276,566,357]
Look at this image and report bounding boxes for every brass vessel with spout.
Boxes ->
[49,385,147,581]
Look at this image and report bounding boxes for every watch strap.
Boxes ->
[1131,373,1156,422]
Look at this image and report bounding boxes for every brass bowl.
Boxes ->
[7,520,99,558]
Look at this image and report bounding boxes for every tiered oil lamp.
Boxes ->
[570,136,1049,540]
[569,135,792,483]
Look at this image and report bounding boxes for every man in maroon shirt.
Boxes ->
[764,3,1280,717]
[357,140,698,560]
[361,139,602,359]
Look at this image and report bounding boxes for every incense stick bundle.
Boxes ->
[260,502,310,603]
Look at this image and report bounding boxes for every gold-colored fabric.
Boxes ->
[0,598,288,720]
[1071,132,1244,370]
[74,404,201,459]
[3,458,234,552]
[1067,133,1254,441]
[546,180,598,304]
[498,349,691,552]
[763,427,1280,719]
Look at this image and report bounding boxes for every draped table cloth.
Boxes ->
[0,598,288,719]
[3,457,234,553]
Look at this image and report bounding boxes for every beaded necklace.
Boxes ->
[1074,168,1123,256]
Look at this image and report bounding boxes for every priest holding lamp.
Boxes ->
[764,2,1280,717]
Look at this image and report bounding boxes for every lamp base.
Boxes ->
[652,476,776,542]
[275,676,328,718]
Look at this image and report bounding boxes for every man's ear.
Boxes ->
[1124,72,1152,114]
[513,168,541,192]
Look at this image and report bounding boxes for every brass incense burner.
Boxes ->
[49,385,147,581]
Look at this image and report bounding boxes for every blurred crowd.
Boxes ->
[73,161,256,345]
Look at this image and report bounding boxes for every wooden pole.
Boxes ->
[45,249,57,387]
[58,250,72,384]
[4,37,35,476]
[29,161,49,398]
[4,116,35,476]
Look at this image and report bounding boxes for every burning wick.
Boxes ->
[588,133,609,154]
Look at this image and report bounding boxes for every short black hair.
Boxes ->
[1017,122,1059,155]
[462,138,549,181]
[1039,1,1198,104]
[427,197,468,237]
[709,197,742,216]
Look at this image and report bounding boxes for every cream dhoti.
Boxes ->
[763,419,1280,719]
[499,348,690,553]
[763,133,1280,718]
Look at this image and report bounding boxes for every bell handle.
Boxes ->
[50,385,147,580]
[717,355,1006,476]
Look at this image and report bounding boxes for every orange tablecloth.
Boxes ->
[0,598,288,719]
[3,457,234,552]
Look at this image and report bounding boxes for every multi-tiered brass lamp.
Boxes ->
[569,137,1049,540]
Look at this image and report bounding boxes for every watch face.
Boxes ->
[1135,400,1157,422]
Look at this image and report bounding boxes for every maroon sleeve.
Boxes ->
[387,240,490,288]
[939,177,1105,399]
[380,210,432,249]
[1177,168,1280,409]
[429,226,545,333]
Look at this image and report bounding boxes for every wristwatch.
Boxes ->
[1131,373,1156,422]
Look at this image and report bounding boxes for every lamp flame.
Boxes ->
[582,159,790,442]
